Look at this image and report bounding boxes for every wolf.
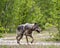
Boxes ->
[16,23,41,44]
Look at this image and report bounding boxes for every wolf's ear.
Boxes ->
[34,23,37,25]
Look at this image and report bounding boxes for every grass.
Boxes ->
[3,33,16,37]
[0,45,60,48]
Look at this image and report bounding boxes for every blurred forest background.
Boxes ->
[0,0,60,41]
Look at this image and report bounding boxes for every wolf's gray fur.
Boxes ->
[16,23,41,44]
